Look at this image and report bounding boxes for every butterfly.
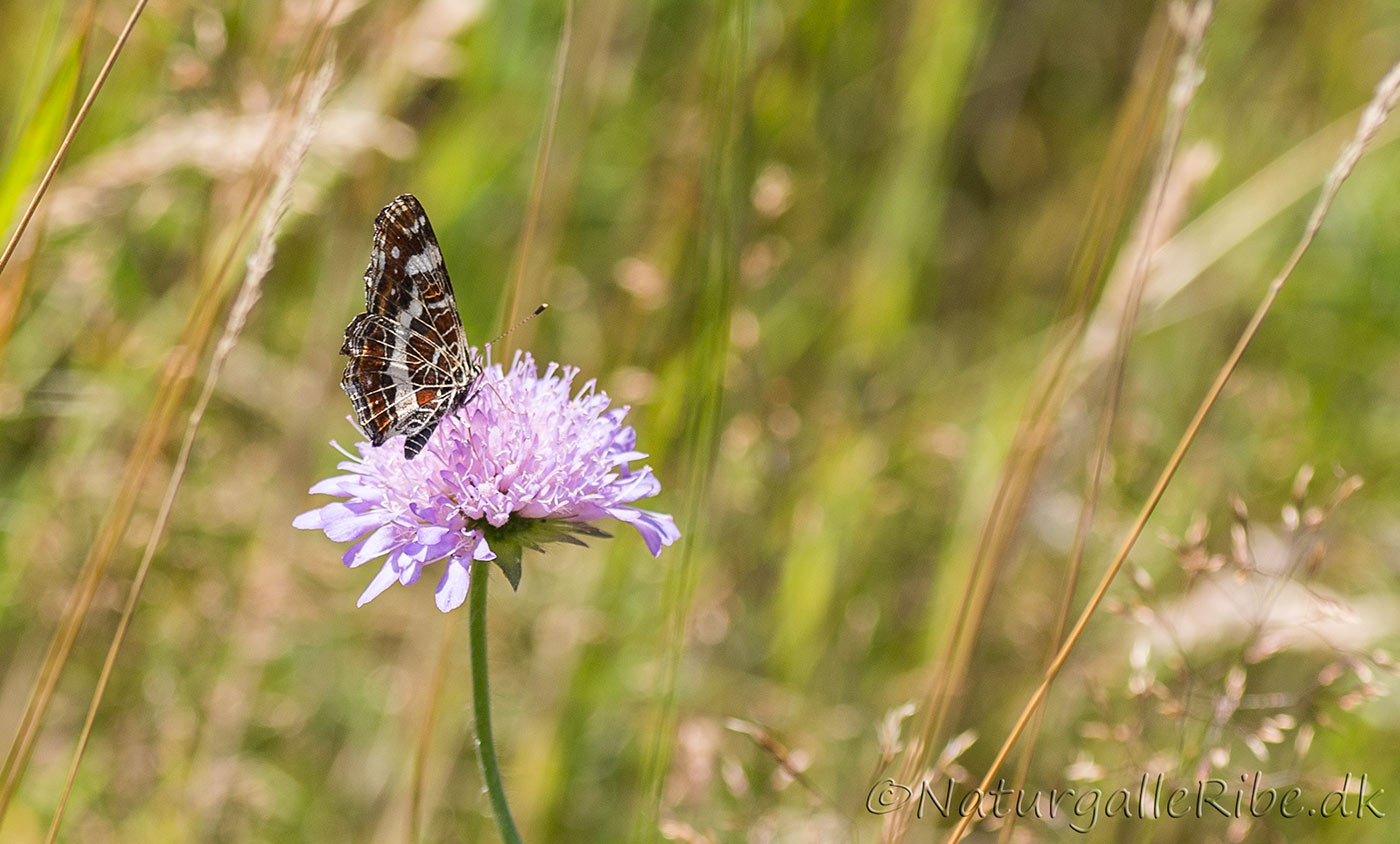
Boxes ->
[339,194,483,459]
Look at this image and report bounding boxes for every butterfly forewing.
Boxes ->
[340,194,481,459]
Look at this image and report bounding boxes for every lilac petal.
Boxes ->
[357,560,400,607]
[609,450,649,467]
[608,506,680,556]
[435,557,471,612]
[325,512,388,542]
[419,535,460,564]
[396,541,442,584]
[609,467,660,503]
[342,523,399,568]
[340,536,367,566]
[473,533,496,561]
[310,501,388,541]
[292,507,328,530]
[309,475,373,497]
[515,501,554,519]
[562,502,611,521]
[416,525,451,546]
[606,414,636,451]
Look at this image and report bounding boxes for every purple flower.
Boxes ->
[295,351,680,611]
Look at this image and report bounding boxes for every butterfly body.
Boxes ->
[340,195,481,459]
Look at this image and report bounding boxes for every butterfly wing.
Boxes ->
[340,194,476,458]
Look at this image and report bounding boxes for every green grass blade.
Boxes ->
[0,30,84,238]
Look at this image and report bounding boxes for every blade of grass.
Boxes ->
[841,0,988,363]
[0,4,91,363]
[2,0,70,154]
[0,0,151,282]
[943,51,1400,844]
[1143,110,1398,320]
[498,0,573,342]
[631,2,746,841]
[0,15,84,232]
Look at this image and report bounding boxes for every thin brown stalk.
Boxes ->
[996,5,1212,842]
[0,0,149,281]
[882,13,1178,842]
[41,61,332,842]
[0,35,333,829]
[944,51,1400,844]
[498,0,573,343]
[0,240,228,823]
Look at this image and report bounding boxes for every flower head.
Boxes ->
[295,351,680,611]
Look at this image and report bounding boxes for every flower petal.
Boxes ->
[398,555,423,585]
[609,450,649,467]
[309,474,373,497]
[435,557,471,612]
[298,501,382,539]
[419,534,460,564]
[292,507,327,530]
[608,506,681,556]
[357,561,400,607]
[608,466,661,503]
[325,511,388,542]
[342,523,399,568]
[473,534,496,561]
[416,525,451,546]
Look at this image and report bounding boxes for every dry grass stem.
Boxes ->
[882,12,1181,842]
[996,4,1212,842]
[40,59,333,842]
[0,188,235,829]
[943,42,1400,844]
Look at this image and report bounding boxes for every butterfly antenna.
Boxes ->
[486,303,549,348]
[475,303,546,417]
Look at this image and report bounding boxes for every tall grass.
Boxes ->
[3,1,1400,842]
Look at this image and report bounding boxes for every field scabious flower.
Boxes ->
[295,351,680,611]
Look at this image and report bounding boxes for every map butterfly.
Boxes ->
[340,194,482,459]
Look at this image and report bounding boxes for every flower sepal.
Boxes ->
[474,517,614,591]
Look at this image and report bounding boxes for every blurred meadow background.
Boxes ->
[3,0,1400,841]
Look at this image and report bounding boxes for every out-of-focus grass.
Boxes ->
[2,1,1400,843]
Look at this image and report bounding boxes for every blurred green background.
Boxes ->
[2,0,1400,841]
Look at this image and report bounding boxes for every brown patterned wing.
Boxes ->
[339,194,477,458]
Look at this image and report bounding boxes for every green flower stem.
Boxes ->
[469,556,524,844]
